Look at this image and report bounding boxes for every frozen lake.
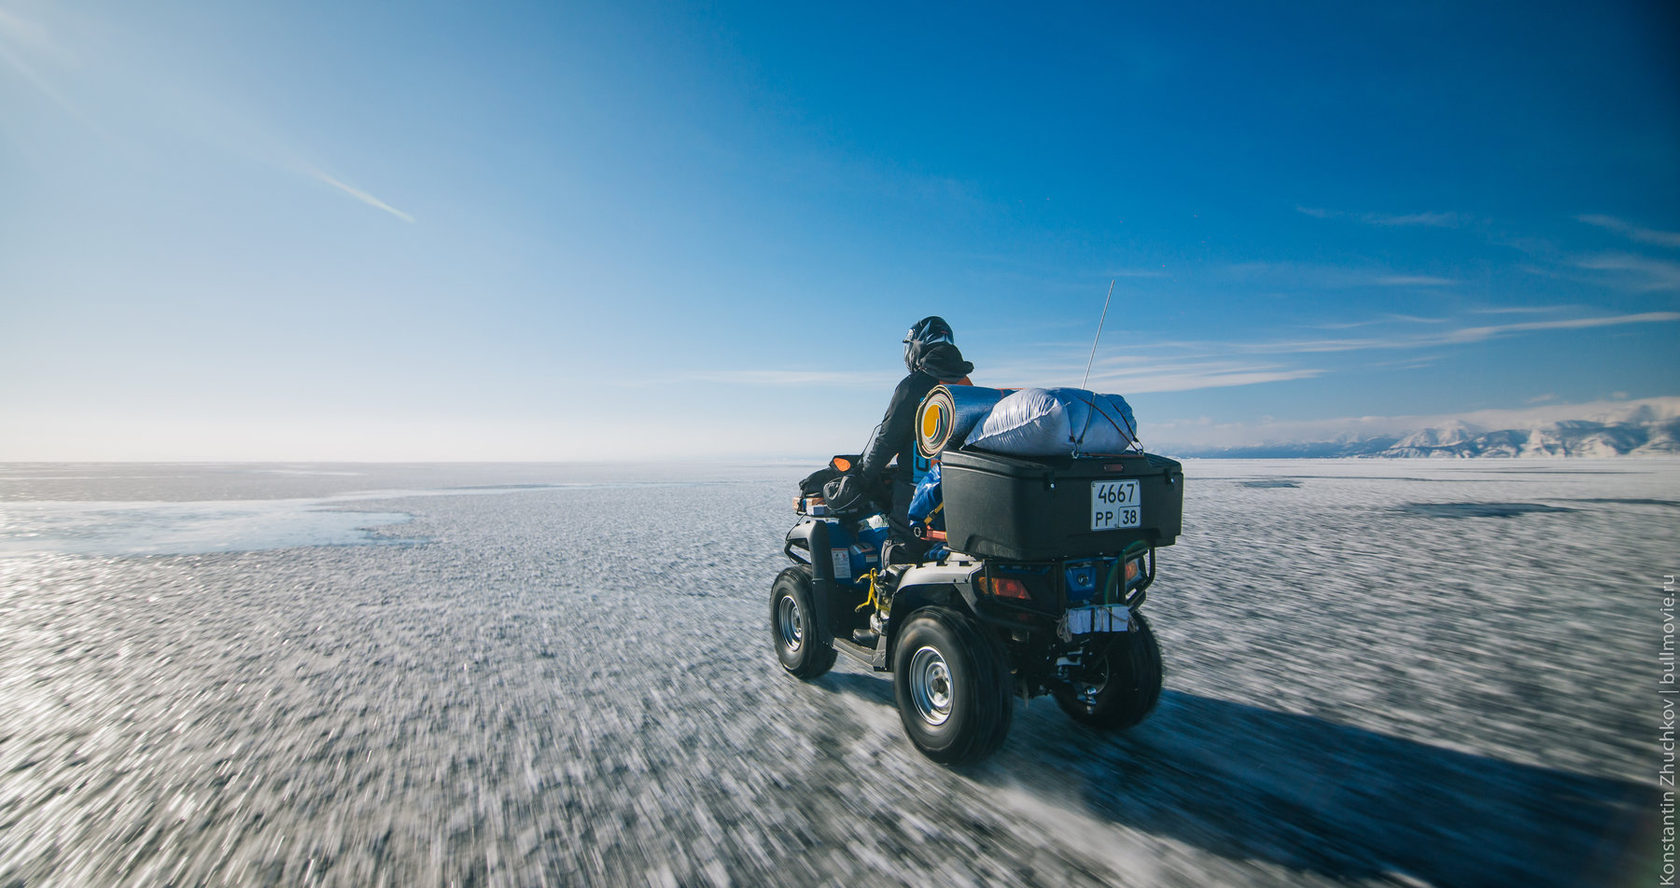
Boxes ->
[0,459,1672,886]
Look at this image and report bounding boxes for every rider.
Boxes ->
[854,316,974,527]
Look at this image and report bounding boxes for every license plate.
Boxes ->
[1062,604,1133,636]
[1091,480,1141,531]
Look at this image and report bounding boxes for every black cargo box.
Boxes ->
[939,449,1183,560]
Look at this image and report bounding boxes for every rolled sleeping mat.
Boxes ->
[916,385,1009,458]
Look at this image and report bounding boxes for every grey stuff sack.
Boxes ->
[963,387,1138,457]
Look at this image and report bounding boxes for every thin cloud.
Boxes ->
[1223,262,1457,289]
[1373,275,1456,287]
[2,7,412,224]
[1243,310,1680,354]
[1575,253,1680,291]
[1296,207,1467,228]
[0,9,102,134]
[1366,355,1441,371]
[756,308,1680,399]
[1134,310,1679,360]
[984,356,1326,395]
[1314,314,1446,330]
[1469,304,1574,314]
[688,370,901,387]
[1234,334,1413,355]
[1577,214,1680,248]
[1516,263,1564,279]
[1088,365,1324,394]
[306,168,415,223]
[1441,311,1680,343]
[1367,211,1465,228]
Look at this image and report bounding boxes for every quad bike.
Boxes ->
[770,446,1184,764]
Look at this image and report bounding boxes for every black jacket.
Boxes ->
[858,343,974,501]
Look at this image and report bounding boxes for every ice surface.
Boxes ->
[0,499,418,556]
[0,459,1672,886]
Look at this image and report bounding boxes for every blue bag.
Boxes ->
[908,462,944,530]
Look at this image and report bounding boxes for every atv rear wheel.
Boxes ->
[892,607,1013,764]
[771,566,836,679]
[1053,611,1163,731]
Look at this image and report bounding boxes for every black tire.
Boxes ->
[1053,611,1163,731]
[771,566,836,679]
[891,606,1014,764]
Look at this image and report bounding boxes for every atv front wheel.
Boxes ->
[891,607,1013,763]
[771,566,836,679]
[1053,611,1163,730]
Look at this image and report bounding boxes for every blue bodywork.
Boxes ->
[1061,557,1108,604]
[819,514,893,589]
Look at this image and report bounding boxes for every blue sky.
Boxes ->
[2,0,1677,459]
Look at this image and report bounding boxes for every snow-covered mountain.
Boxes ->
[1379,418,1676,457]
[1176,406,1680,458]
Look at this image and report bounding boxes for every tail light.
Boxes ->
[976,576,1032,600]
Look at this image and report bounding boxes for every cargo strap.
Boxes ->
[1070,391,1143,458]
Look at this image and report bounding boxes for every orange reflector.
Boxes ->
[1125,559,1140,583]
[832,457,851,471]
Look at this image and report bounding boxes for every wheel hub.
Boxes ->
[1076,646,1113,705]
[777,595,803,652]
[908,646,953,726]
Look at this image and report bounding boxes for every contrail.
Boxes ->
[307,168,415,223]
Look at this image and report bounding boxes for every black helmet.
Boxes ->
[902,316,955,372]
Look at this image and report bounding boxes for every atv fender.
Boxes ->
[884,561,984,669]
[784,518,840,646]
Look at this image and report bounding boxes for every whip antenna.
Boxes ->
[1080,278,1116,390]
[1071,278,1141,456]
